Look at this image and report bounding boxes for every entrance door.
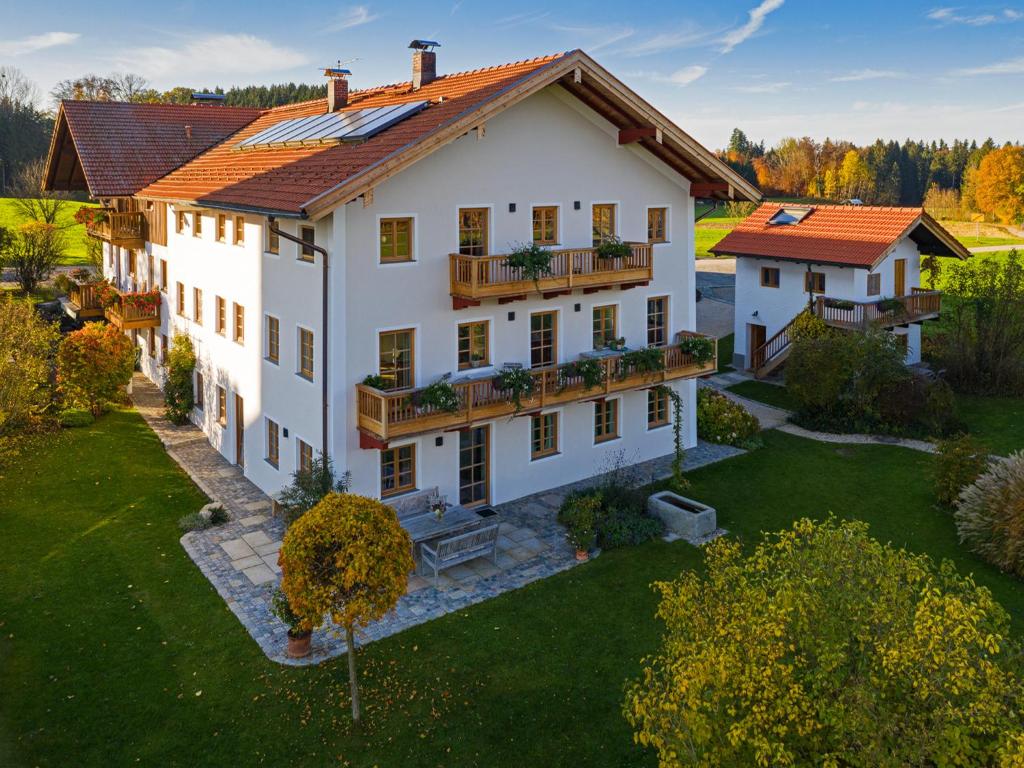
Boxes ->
[459,425,489,507]
[234,394,244,467]
[894,258,906,297]
[748,323,767,369]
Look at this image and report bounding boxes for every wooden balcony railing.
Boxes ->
[357,331,716,443]
[449,243,653,308]
[105,289,161,330]
[814,289,942,331]
[66,281,105,319]
[86,210,148,249]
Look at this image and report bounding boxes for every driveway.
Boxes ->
[696,258,735,339]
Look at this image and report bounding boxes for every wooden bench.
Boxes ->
[419,524,500,586]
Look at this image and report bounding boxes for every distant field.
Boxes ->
[0,197,95,266]
[956,236,1024,248]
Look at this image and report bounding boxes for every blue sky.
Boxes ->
[2,1,1023,149]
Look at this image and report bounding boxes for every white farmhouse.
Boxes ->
[713,203,970,376]
[44,45,758,506]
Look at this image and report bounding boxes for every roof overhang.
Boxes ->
[43,104,92,195]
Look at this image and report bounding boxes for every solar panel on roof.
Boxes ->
[236,101,428,150]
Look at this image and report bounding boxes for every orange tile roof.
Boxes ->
[711,203,964,266]
[139,53,571,214]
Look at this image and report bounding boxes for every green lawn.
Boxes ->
[2,412,1023,766]
[695,224,734,259]
[0,197,95,266]
[726,379,799,411]
[957,236,1024,248]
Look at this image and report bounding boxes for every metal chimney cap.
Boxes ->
[408,40,440,50]
[323,67,352,78]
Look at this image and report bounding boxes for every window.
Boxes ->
[192,211,202,237]
[234,216,245,245]
[458,208,488,257]
[648,389,670,428]
[215,296,226,335]
[867,273,881,296]
[378,329,414,389]
[531,412,558,459]
[216,214,226,242]
[176,211,186,233]
[297,439,313,475]
[127,251,137,280]
[767,206,813,226]
[147,329,156,358]
[592,203,616,246]
[233,303,245,344]
[647,296,667,346]
[299,225,315,261]
[176,282,185,317]
[457,321,489,370]
[805,271,826,294]
[381,444,416,497]
[266,315,280,363]
[648,207,667,243]
[267,224,279,254]
[530,311,557,368]
[761,267,781,288]
[159,259,168,292]
[592,305,618,349]
[298,328,314,379]
[379,217,413,262]
[594,399,619,443]
[193,288,203,324]
[195,371,204,410]
[266,418,280,468]
[160,333,168,362]
[532,206,558,245]
[147,254,154,290]
[217,386,227,426]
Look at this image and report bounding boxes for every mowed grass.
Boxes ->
[726,379,799,411]
[2,412,1024,766]
[0,197,95,266]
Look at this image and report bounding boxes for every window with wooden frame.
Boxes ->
[266,418,280,468]
[867,273,881,296]
[215,296,226,335]
[592,203,616,246]
[175,210,186,233]
[379,217,413,262]
[176,282,185,316]
[216,386,227,426]
[192,211,202,237]
[592,305,618,349]
[267,224,279,255]
[647,296,668,346]
[266,315,280,363]
[457,321,489,370]
[647,207,667,243]
[531,412,558,459]
[594,399,619,443]
[161,334,168,363]
[457,208,488,256]
[761,267,781,288]
[234,216,245,245]
[147,254,155,291]
[648,389,670,429]
[147,329,156,358]
[380,444,416,497]
[192,287,203,324]
[216,214,226,242]
[159,259,168,292]
[297,439,313,475]
[378,329,414,389]
[298,328,314,379]
[299,225,315,261]
[127,251,138,280]
[233,303,245,344]
[530,311,557,368]
[195,371,204,410]
[532,206,558,245]
[805,271,826,294]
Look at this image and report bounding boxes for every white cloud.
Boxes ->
[495,11,552,28]
[123,34,308,79]
[0,31,79,57]
[952,56,1024,75]
[926,6,1021,25]
[630,66,709,87]
[830,68,908,82]
[617,26,711,56]
[550,23,635,52]
[733,81,791,93]
[720,0,785,53]
[326,5,379,31]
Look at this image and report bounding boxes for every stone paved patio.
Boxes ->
[131,374,743,666]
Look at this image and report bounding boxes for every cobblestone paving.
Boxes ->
[131,374,742,666]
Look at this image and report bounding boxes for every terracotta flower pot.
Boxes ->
[575,549,589,562]
[287,630,312,658]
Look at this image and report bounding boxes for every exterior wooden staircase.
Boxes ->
[750,312,805,379]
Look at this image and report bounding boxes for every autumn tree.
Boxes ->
[0,221,66,293]
[163,333,196,424]
[57,322,135,415]
[0,295,59,434]
[279,494,413,725]
[974,145,1024,224]
[624,518,1024,768]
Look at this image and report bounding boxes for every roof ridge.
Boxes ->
[61,99,261,113]
[764,201,923,213]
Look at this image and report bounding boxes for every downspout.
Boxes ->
[268,217,330,460]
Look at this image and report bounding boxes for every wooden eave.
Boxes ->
[43,105,90,195]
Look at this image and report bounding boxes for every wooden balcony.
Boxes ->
[64,281,105,319]
[449,243,653,309]
[357,331,715,444]
[86,210,148,249]
[814,288,942,331]
[105,289,161,330]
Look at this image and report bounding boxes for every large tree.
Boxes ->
[0,295,59,434]
[0,222,66,293]
[8,158,71,225]
[974,145,1024,225]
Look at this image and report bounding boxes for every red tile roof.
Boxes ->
[50,101,262,197]
[711,203,969,266]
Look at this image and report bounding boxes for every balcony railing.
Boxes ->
[814,288,942,331]
[86,210,148,249]
[104,289,161,330]
[356,331,715,443]
[66,281,105,319]
[449,243,653,308]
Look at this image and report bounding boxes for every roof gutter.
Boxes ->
[267,217,331,461]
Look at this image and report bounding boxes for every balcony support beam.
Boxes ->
[452,297,481,310]
[498,295,527,304]
[359,432,388,451]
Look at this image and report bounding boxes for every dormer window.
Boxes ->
[767,206,813,226]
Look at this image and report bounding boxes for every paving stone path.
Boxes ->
[131,374,743,666]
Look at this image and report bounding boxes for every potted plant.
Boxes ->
[595,236,632,260]
[271,587,312,659]
[361,374,389,390]
[677,335,715,368]
[876,298,905,316]
[416,377,461,413]
[95,280,119,309]
[824,297,856,311]
[606,336,627,352]
[559,357,606,392]
[494,365,535,411]
[504,242,554,291]
[621,347,666,378]
[557,493,600,561]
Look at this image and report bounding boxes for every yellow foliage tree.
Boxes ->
[624,518,1024,767]
[279,493,413,724]
[975,145,1024,225]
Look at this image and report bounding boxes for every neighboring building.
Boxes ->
[713,203,970,376]
[45,44,758,505]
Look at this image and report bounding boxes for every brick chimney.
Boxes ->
[409,40,440,90]
[324,66,351,111]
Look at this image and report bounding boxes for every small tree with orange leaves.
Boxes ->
[279,493,413,724]
[57,321,135,415]
[974,145,1024,225]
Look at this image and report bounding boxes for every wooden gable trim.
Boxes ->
[618,127,659,144]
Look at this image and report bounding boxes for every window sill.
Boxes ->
[594,435,621,445]
[531,451,561,463]
[265,357,279,366]
[296,373,314,384]
[379,259,417,266]
[647,422,671,432]
[382,487,419,500]
[265,459,279,471]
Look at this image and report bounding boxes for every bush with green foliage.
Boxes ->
[494,366,535,411]
[164,334,196,425]
[558,474,663,552]
[58,408,94,428]
[504,242,554,287]
[361,374,389,390]
[559,357,605,391]
[56,322,135,416]
[595,236,633,259]
[935,434,990,508]
[177,504,228,533]
[276,451,352,525]
[620,347,665,377]
[0,295,59,435]
[556,492,599,552]
[0,221,66,294]
[677,336,715,367]
[696,389,761,449]
[624,517,1024,768]
[415,377,461,413]
[955,451,1024,577]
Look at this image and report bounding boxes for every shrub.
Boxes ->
[789,310,829,342]
[556,492,599,551]
[595,236,633,259]
[164,333,196,424]
[559,482,663,552]
[58,408,94,428]
[0,221,66,294]
[624,517,1024,768]
[598,505,663,548]
[206,504,229,525]
[57,322,135,415]
[178,512,210,533]
[696,389,761,449]
[270,587,307,637]
[935,434,990,508]
[276,451,351,525]
[0,295,59,435]
[955,451,1024,577]
[504,242,553,286]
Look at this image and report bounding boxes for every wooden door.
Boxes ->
[459,425,489,506]
[894,258,906,297]
[748,323,767,368]
[234,394,244,467]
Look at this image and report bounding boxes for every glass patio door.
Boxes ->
[458,425,489,507]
